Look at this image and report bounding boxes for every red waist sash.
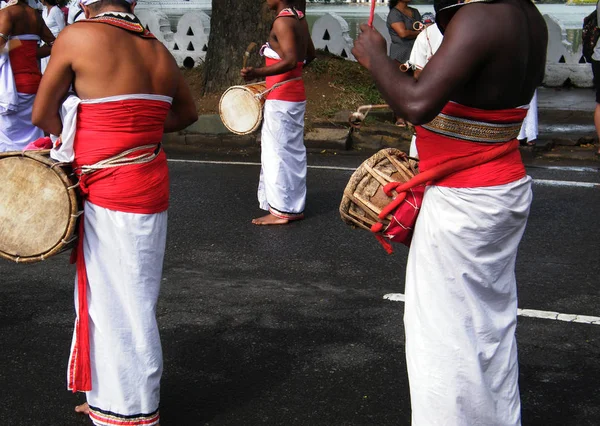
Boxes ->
[9,40,41,94]
[416,102,527,188]
[73,99,170,213]
[69,98,170,393]
[265,58,305,102]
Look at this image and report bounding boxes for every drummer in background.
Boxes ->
[0,0,54,152]
[352,0,546,423]
[31,0,197,424]
[241,0,315,225]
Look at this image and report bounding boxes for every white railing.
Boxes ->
[138,10,593,87]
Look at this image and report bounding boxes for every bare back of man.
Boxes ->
[0,1,54,57]
[33,2,196,135]
[352,0,547,124]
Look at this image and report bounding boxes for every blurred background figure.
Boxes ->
[387,0,421,127]
[27,0,42,11]
[40,0,64,73]
[66,0,84,24]
[387,0,421,65]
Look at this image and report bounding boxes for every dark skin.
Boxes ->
[32,2,197,137]
[241,0,315,225]
[352,0,547,125]
[241,0,315,81]
[389,0,420,41]
[0,0,55,58]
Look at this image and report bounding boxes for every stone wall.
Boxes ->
[138,10,593,88]
[137,10,210,69]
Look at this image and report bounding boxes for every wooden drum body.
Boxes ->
[340,148,418,231]
[219,82,267,135]
[0,151,80,263]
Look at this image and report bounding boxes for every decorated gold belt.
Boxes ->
[421,113,523,143]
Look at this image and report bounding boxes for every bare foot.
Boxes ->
[252,213,290,226]
[75,402,89,415]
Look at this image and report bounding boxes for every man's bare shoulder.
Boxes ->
[442,4,509,53]
[272,15,297,32]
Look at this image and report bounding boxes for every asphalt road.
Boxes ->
[0,150,599,426]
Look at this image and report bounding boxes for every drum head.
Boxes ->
[219,85,265,135]
[0,155,72,259]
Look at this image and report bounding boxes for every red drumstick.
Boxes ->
[368,0,376,27]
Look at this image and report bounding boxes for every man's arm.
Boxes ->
[390,22,419,40]
[164,71,198,133]
[352,6,496,124]
[241,18,298,80]
[32,27,74,135]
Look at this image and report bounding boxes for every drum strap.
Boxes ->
[257,77,302,98]
[75,143,162,175]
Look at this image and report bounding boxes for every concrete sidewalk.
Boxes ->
[164,87,600,162]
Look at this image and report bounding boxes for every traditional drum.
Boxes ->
[339,148,421,248]
[0,150,80,263]
[219,82,267,135]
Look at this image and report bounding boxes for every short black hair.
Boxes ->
[88,0,132,13]
[389,0,400,10]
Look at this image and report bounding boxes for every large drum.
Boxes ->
[219,82,267,135]
[0,150,80,263]
[340,148,419,232]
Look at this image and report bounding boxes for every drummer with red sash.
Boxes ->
[0,0,54,152]
[32,1,197,425]
[241,0,315,225]
[353,0,547,424]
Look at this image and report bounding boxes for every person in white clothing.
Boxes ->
[406,13,442,158]
[67,0,84,24]
[27,0,42,10]
[40,0,64,73]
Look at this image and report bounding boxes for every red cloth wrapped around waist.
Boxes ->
[416,102,527,188]
[9,40,42,94]
[73,99,171,213]
[265,58,305,102]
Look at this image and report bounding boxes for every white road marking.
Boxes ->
[383,293,600,325]
[528,165,599,173]
[532,179,599,188]
[168,158,356,171]
[168,159,599,187]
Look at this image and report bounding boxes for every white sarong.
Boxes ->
[405,176,532,426]
[62,94,172,426]
[69,201,166,426]
[258,99,307,217]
